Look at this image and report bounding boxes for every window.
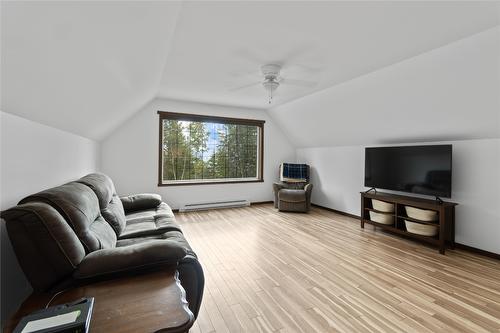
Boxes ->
[158,111,264,185]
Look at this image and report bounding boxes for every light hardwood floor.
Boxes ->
[176,204,500,333]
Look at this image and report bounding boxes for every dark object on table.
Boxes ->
[273,163,313,212]
[13,297,93,333]
[364,145,452,198]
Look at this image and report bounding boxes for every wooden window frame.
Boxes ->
[158,111,265,186]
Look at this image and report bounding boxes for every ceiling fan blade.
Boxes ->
[281,78,317,88]
[287,63,324,74]
[229,69,261,78]
[229,82,260,92]
[281,44,316,66]
[233,48,265,65]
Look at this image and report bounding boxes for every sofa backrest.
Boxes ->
[76,173,126,236]
[19,182,117,252]
[2,202,86,291]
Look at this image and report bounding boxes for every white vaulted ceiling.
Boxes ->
[158,1,500,109]
[1,1,182,139]
[1,1,499,141]
[270,26,500,147]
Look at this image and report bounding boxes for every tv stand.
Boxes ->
[365,187,377,194]
[360,192,457,254]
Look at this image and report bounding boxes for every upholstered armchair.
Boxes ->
[273,163,313,212]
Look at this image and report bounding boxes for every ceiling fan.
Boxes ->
[230,63,317,104]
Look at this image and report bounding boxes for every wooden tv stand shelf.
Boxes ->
[360,191,458,254]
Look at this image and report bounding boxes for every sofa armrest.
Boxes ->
[304,183,313,210]
[272,183,286,208]
[74,240,186,279]
[120,193,162,213]
[177,255,205,319]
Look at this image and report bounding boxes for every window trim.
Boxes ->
[157,111,265,186]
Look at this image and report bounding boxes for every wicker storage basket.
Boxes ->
[405,206,438,221]
[371,199,395,212]
[405,220,438,236]
[369,211,394,225]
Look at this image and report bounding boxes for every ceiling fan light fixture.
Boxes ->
[262,79,279,104]
[260,64,282,104]
[261,64,281,77]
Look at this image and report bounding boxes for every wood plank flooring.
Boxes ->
[176,204,500,333]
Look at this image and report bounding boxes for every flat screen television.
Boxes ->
[364,145,452,198]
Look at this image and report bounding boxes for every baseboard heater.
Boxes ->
[179,199,250,212]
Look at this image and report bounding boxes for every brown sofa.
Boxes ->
[1,173,204,318]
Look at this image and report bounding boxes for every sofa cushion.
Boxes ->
[278,189,307,202]
[20,182,116,252]
[117,230,196,257]
[119,202,181,239]
[77,173,127,236]
[1,202,86,291]
[102,196,126,235]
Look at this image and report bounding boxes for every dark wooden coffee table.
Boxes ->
[5,267,194,333]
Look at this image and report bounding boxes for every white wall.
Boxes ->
[298,141,500,255]
[297,145,365,216]
[100,98,295,209]
[0,111,100,328]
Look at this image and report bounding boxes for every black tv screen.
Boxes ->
[365,145,452,198]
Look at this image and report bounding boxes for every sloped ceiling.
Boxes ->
[1,1,182,140]
[158,1,500,109]
[1,1,499,142]
[270,26,500,148]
